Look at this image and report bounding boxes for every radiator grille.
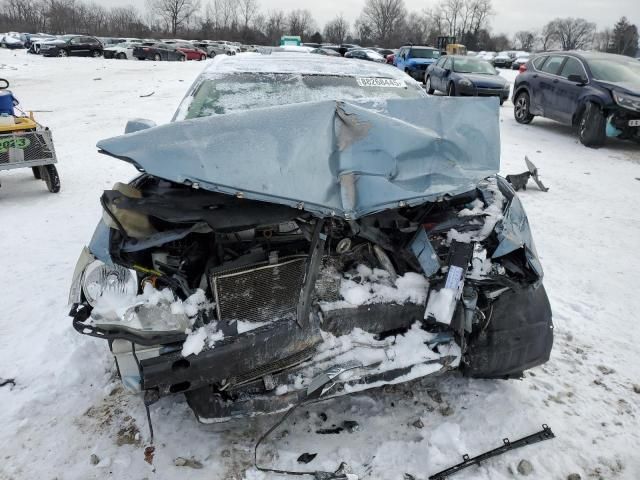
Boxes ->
[210,255,308,324]
[0,130,56,166]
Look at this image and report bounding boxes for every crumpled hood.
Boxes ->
[97,97,500,219]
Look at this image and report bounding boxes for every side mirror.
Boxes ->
[125,118,157,134]
[567,74,587,85]
[444,68,451,75]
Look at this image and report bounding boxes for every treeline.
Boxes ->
[0,0,503,49]
[0,0,638,55]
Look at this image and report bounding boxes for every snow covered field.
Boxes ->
[1,50,639,480]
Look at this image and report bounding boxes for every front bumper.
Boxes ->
[458,83,510,100]
[40,47,60,56]
[407,65,430,80]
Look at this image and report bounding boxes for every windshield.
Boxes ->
[180,73,425,119]
[453,58,497,74]
[410,48,440,59]
[588,58,640,87]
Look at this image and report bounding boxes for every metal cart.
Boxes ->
[0,79,60,193]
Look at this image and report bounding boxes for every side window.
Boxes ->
[532,56,547,70]
[539,56,565,75]
[443,57,452,69]
[559,57,586,79]
[69,37,81,44]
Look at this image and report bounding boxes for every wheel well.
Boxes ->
[513,86,529,100]
[573,99,605,126]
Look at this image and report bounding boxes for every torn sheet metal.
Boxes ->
[97,98,500,220]
[411,228,440,277]
[492,179,543,279]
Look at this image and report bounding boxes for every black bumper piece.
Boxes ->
[463,284,553,378]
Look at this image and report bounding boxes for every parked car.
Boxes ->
[386,52,396,64]
[192,42,227,58]
[103,42,141,60]
[212,40,240,55]
[27,34,58,53]
[513,51,640,147]
[69,53,552,424]
[133,43,186,61]
[394,45,441,82]
[0,34,24,49]
[372,48,395,58]
[493,51,513,69]
[344,48,386,63]
[40,35,103,57]
[174,43,207,61]
[426,55,510,104]
[512,53,530,70]
[310,48,342,57]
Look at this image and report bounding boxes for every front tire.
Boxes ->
[58,49,69,57]
[199,54,206,61]
[42,165,60,193]
[92,50,101,57]
[514,91,534,124]
[117,52,127,60]
[32,167,41,179]
[578,102,606,148]
[425,76,434,94]
[179,55,186,62]
[447,82,456,96]
[154,53,161,61]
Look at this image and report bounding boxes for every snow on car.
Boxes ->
[103,41,142,60]
[0,51,639,480]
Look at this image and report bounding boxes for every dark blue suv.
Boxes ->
[513,51,640,147]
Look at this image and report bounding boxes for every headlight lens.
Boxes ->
[459,78,473,87]
[82,260,138,307]
[613,91,640,112]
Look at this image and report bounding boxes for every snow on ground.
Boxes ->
[1,51,639,480]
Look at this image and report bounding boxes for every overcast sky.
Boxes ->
[124,0,639,36]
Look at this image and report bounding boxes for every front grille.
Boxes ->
[210,255,308,324]
[0,130,56,166]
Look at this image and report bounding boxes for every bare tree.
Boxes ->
[513,30,537,51]
[148,0,200,36]
[323,14,349,44]
[287,9,315,39]
[543,17,596,51]
[264,9,286,44]
[237,0,257,39]
[359,0,406,46]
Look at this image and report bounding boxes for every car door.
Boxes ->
[536,55,567,121]
[430,57,446,91]
[437,57,453,91]
[68,37,84,56]
[553,56,589,124]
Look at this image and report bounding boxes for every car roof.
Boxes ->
[203,53,410,80]
[542,50,637,64]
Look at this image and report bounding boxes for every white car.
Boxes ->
[1,34,24,49]
[103,42,140,60]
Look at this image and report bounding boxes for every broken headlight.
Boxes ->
[81,260,138,307]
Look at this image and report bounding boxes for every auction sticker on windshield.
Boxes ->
[356,77,406,88]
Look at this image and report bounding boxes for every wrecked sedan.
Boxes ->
[69,54,553,423]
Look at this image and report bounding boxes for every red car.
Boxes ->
[386,53,395,65]
[175,43,207,61]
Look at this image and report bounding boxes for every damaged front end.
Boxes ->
[69,98,552,422]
